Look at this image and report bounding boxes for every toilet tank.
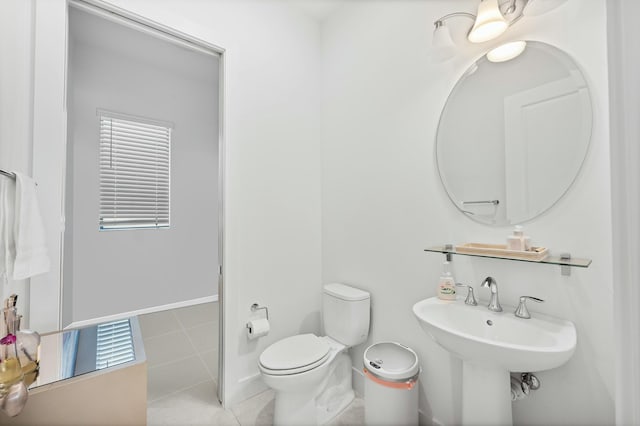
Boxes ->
[323,283,370,346]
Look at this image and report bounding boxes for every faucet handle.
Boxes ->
[514,296,544,319]
[455,283,478,306]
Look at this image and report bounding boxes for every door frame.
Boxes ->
[31,0,228,404]
[607,1,640,424]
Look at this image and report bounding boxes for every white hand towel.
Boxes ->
[11,172,50,280]
[0,176,16,283]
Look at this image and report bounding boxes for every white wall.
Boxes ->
[65,7,219,325]
[0,0,35,324]
[321,1,613,425]
[30,0,67,333]
[0,0,66,332]
[607,1,640,424]
[3,0,619,420]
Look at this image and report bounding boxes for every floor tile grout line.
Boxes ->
[194,347,217,382]
[172,304,218,333]
[184,323,219,351]
[141,320,220,343]
[139,304,217,338]
[143,303,223,420]
[171,309,189,333]
[139,310,182,341]
[177,308,217,353]
[147,350,207,371]
[141,327,189,343]
[138,313,218,340]
[174,326,199,355]
[229,388,275,413]
[232,410,243,425]
[182,322,218,382]
[178,320,220,335]
[147,377,216,405]
[148,379,216,405]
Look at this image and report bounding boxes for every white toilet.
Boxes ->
[258,283,370,425]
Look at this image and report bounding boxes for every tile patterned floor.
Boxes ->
[139,302,364,425]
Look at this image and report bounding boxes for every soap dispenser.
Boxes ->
[507,225,531,251]
[437,261,456,300]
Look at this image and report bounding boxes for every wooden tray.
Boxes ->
[455,243,549,261]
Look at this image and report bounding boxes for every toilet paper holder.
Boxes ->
[249,303,269,321]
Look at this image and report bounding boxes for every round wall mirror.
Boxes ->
[436,41,592,226]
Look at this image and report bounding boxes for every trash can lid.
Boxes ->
[363,342,420,381]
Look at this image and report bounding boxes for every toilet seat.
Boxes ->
[259,333,331,376]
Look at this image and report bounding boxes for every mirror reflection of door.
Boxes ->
[65,6,220,327]
[504,76,590,223]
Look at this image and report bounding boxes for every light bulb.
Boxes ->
[486,41,527,62]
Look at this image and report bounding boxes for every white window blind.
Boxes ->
[99,113,171,230]
[95,319,135,370]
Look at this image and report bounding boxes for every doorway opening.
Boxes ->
[65,0,226,404]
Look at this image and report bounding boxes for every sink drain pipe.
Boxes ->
[511,373,541,401]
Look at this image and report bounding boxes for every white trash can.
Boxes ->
[363,342,420,426]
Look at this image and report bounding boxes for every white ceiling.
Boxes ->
[292,0,345,21]
[292,0,474,22]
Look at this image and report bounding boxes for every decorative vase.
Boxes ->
[0,297,28,417]
[16,329,40,388]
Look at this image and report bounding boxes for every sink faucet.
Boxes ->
[481,276,502,312]
[455,283,478,306]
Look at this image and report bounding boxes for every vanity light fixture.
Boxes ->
[432,17,468,62]
[432,0,566,62]
[486,40,527,62]
[468,0,508,43]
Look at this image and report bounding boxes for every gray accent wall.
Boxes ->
[64,7,219,325]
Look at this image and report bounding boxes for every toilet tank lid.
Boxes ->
[324,283,370,301]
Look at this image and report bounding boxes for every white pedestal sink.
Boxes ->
[413,297,576,426]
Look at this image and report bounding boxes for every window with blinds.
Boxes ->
[95,319,135,370]
[99,113,171,230]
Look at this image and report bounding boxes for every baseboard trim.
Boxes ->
[238,373,261,384]
[227,373,268,407]
[64,295,219,330]
[426,414,445,426]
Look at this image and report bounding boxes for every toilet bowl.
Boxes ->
[258,283,371,425]
[259,334,352,425]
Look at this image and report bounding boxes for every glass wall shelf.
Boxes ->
[425,245,591,270]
